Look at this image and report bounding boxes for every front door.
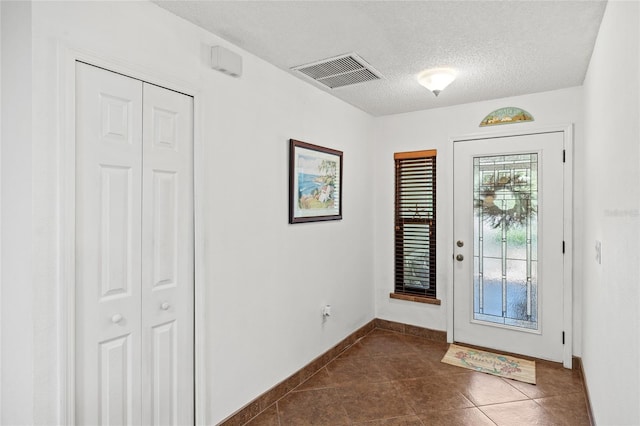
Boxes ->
[453,131,566,363]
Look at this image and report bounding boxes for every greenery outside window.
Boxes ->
[393,150,437,302]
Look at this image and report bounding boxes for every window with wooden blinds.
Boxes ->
[394,150,437,299]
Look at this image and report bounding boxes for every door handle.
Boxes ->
[456,254,464,262]
[111,313,123,324]
[161,302,171,311]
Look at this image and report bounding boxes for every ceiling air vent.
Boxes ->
[291,53,382,89]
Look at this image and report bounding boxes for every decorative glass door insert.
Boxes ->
[473,154,538,330]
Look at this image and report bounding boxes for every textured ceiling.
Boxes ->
[153,1,607,116]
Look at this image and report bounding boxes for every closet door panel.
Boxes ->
[76,62,143,426]
[141,83,194,426]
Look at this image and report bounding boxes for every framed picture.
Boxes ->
[289,139,343,223]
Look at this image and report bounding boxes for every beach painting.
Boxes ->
[289,139,343,223]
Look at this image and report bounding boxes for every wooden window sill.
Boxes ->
[389,293,441,305]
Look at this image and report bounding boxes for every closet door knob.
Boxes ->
[111,314,123,324]
[161,302,170,311]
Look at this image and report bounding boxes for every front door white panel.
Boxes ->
[76,62,194,425]
[453,132,565,362]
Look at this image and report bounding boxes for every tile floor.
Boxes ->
[244,329,591,425]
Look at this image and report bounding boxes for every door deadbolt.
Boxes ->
[456,240,464,247]
[456,254,464,262]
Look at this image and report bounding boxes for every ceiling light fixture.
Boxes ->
[417,68,457,97]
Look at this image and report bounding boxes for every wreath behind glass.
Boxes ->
[476,172,536,229]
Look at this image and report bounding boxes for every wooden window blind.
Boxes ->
[394,150,437,298]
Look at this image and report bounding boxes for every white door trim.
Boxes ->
[447,123,574,368]
[57,45,207,424]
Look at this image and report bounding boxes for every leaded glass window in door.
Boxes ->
[473,154,538,330]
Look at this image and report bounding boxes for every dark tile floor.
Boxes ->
[244,329,591,425]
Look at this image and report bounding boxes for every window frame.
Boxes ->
[392,149,439,304]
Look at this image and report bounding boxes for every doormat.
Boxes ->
[441,344,536,384]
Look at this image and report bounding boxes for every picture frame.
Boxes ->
[289,139,343,224]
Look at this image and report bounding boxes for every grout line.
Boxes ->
[474,405,504,426]
[275,401,282,426]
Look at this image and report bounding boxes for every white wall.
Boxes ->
[582,1,640,424]
[198,30,375,424]
[0,3,3,422]
[372,87,584,356]
[1,2,34,425]
[1,2,376,424]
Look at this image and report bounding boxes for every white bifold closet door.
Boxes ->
[75,62,194,425]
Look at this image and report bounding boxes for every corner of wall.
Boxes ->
[581,1,640,424]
